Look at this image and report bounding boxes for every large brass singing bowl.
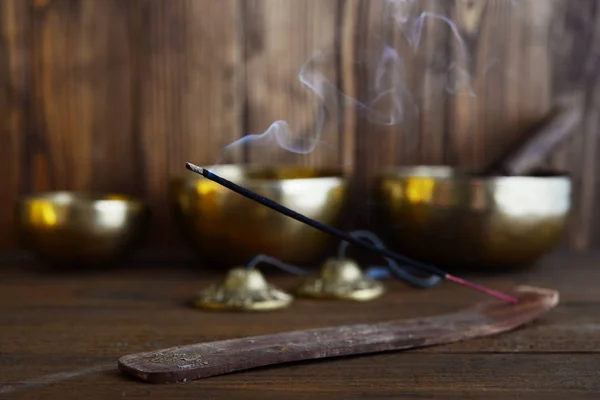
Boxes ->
[17,192,149,266]
[171,164,348,266]
[378,166,571,270]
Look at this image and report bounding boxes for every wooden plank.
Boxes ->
[80,0,138,194]
[551,1,600,250]
[351,0,456,227]
[1,269,598,308]
[30,0,97,191]
[576,84,600,250]
[1,252,600,396]
[0,0,29,250]
[351,0,417,228]
[547,0,600,251]
[2,354,600,399]
[241,0,342,167]
[2,253,600,357]
[3,250,600,307]
[415,0,453,165]
[1,289,598,356]
[446,0,554,169]
[27,0,141,194]
[2,0,600,254]
[133,0,244,245]
[338,0,359,174]
[0,356,114,391]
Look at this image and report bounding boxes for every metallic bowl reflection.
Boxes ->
[16,191,149,266]
[170,164,349,266]
[378,166,571,270]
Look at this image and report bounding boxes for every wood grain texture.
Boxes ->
[31,0,138,196]
[1,252,599,397]
[3,354,600,399]
[126,0,244,245]
[415,0,453,166]
[31,0,102,192]
[241,0,342,167]
[0,0,28,250]
[337,0,359,173]
[1,0,600,252]
[352,0,427,228]
[548,0,600,250]
[444,0,555,168]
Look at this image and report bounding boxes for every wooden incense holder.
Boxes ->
[118,285,558,384]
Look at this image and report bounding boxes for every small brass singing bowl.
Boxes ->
[16,192,149,267]
[170,164,349,266]
[378,166,571,270]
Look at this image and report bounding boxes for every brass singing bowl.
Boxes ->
[16,192,149,266]
[170,164,348,266]
[378,166,571,270]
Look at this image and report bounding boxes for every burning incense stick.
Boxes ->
[185,162,519,304]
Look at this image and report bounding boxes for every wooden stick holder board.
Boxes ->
[118,285,558,384]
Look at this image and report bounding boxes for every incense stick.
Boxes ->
[185,162,519,304]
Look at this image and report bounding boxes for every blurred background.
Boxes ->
[1,0,599,260]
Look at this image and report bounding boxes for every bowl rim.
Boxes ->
[17,191,147,210]
[173,163,350,186]
[379,165,572,183]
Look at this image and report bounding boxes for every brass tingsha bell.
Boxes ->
[194,267,293,312]
[294,258,385,301]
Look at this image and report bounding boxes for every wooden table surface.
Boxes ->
[1,251,599,399]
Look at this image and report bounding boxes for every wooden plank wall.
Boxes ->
[0,0,599,253]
